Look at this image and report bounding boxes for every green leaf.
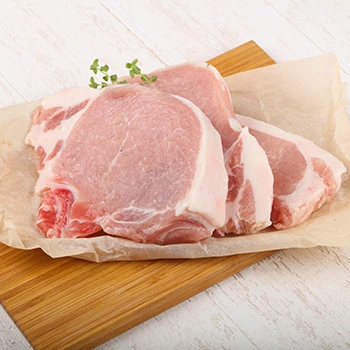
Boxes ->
[110,74,118,83]
[90,64,98,74]
[89,77,99,89]
[90,58,99,73]
[89,83,98,89]
[89,83,99,89]
[88,57,154,88]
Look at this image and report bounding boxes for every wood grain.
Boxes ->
[1,2,350,349]
[0,41,275,350]
[208,41,275,75]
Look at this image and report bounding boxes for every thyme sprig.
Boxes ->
[89,58,157,89]
[126,59,158,84]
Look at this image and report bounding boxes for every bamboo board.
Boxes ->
[0,41,275,350]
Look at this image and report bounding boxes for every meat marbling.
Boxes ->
[26,84,228,244]
[129,63,274,234]
[217,127,274,234]
[237,114,346,229]
[127,62,241,152]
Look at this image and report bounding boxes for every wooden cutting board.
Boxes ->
[0,41,275,350]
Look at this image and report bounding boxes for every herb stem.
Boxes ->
[89,58,157,89]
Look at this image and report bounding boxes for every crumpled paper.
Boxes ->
[0,53,349,262]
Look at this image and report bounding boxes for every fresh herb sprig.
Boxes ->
[89,58,157,89]
[89,59,126,89]
[126,59,158,84]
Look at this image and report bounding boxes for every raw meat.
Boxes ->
[237,114,346,229]
[128,63,274,234]
[126,62,241,151]
[217,127,274,235]
[26,84,228,244]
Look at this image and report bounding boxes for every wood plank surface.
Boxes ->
[0,41,275,350]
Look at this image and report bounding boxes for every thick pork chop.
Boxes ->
[217,127,274,235]
[128,63,274,234]
[126,62,241,152]
[237,114,346,229]
[26,84,228,244]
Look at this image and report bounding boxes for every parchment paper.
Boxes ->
[1,53,349,262]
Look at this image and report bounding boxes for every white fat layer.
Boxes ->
[228,117,242,133]
[173,95,228,229]
[237,114,346,191]
[224,128,273,231]
[240,128,273,223]
[26,87,101,194]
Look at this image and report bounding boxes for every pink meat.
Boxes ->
[237,114,346,229]
[126,62,241,152]
[26,84,228,244]
[129,63,274,234]
[217,128,273,235]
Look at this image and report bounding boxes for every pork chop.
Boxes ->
[26,84,228,244]
[237,114,346,229]
[217,127,274,235]
[126,62,241,152]
[127,63,274,234]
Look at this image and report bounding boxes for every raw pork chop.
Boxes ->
[237,114,346,229]
[217,127,274,234]
[26,84,228,244]
[127,63,274,234]
[126,62,241,152]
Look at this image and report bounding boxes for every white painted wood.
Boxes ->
[0,0,349,349]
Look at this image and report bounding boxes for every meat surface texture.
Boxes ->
[26,84,228,244]
[217,127,274,235]
[126,62,241,152]
[237,114,346,229]
[131,63,274,234]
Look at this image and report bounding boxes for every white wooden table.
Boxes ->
[0,1,349,349]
